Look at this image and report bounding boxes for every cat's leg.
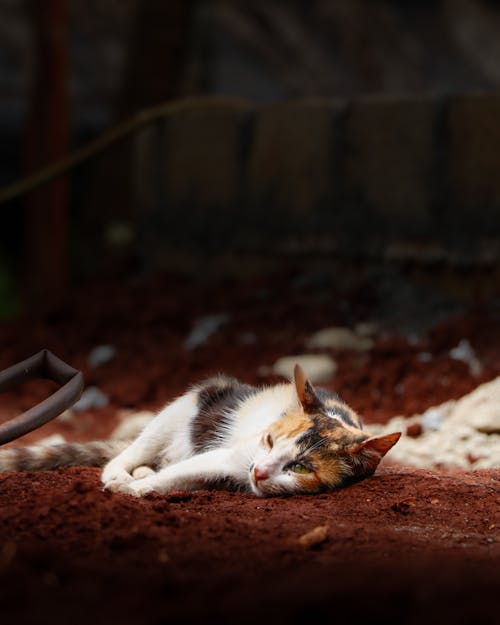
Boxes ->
[114,448,248,496]
[102,391,198,491]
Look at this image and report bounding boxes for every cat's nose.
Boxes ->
[253,466,269,482]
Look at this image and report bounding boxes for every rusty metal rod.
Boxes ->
[0,349,83,445]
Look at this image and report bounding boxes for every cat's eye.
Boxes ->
[291,463,312,474]
[265,433,274,449]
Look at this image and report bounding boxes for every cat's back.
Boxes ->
[191,375,259,451]
[192,376,297,449]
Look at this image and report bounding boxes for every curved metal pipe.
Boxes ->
[0,350,84,445]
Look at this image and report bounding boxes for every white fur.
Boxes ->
[102,392,199,488]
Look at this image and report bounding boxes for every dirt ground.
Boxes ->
[0,267,499,625]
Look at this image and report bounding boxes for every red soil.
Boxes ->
[0,270,499,624]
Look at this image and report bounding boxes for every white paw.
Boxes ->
[103,477,134,494]
[101,463,133,487]
[126,477,156,497]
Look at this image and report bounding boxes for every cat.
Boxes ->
[0,365,400,497]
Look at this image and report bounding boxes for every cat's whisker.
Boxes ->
[300,436,329,456]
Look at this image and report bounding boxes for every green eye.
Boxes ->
[291,463,312,474]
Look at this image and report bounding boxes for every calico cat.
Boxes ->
[0,365,400,497]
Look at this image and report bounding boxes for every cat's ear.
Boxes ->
[294,364,322,413]
[347,432,401,476]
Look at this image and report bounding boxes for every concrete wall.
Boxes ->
[132,93,500,268]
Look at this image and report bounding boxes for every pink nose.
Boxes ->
[253,466,269,482]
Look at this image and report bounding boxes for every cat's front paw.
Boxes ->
[126,477,157,497]
[101,462,133,489]
[103,477,134,494]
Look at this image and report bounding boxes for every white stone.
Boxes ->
[38,434,66,446]
[88,344,117,368]
[56,408,75,422]
[73,386,109,412]
[184,313,230,350]
[421,408,446,431]
[370,375,500,470]
[447,377,500,433]
[354,322,379,337]
[306,327,374,351]
[449,339,482,376]
[132,465,155,479]
[417,352,433,363]
[271,354,337,383]
[111,411,155,440]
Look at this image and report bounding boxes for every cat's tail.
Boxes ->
[0,439,129,473]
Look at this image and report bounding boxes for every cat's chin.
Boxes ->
[249,479,265,497]
[249,475,273,497]
[249,475,289,498]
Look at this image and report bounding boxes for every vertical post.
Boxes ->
[24,0,69,305]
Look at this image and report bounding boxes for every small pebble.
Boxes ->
[56,409,74,423]
[73,386,109,411]
[185,314,230,350]
[158,548,170,563]
[449,339,482,376]
[417,352,433,363]
[298,525,329,548]
[88,344,117,368]
[421,408,445,431]
[272,355,337,383]
[38,434,66,445]
[391,497,416,515]
[307,327,374,351]
[406,422,423,438]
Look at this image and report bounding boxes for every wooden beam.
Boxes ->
[24,0,69,305]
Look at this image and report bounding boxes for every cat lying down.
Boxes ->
[0,365,400,497]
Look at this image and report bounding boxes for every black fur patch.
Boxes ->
[325,404,357,428]
[316,388,363,428]
[316,388,343,404]
[297,414,366,462]
[191,376,258,453]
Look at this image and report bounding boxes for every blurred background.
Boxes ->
[1,0,500,318]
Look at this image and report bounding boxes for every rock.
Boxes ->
[447,377,500,434]
[354,322,379,337]
[56,409,75,422]
[111,411,155,440]
[238,332,257,345]
[390,497,416,515]
[421,408,446,431]
[38,434,66,445]
[406,422,423,438]
[73,386,109,412]
[449,339,482,376]
[307,327,374,351]
[369,376,500,470]
[271,355,337,383]
[88,344,117,368]
[185,313,230,350]
[298,525,329,548]
[132,466,155,479]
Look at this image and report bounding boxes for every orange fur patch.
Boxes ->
[270,411,312,440]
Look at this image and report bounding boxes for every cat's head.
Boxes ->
[250,365,400,497]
